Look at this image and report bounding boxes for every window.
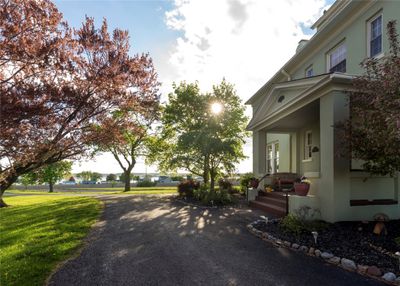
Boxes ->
[328,43,346,73]
[304,131,312,160]
[266,142,279,173]
[305,65,313,77]
[368,14,382,57]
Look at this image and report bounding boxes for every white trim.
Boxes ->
[367,12,383,58]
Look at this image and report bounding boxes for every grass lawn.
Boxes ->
[0,195,101,286]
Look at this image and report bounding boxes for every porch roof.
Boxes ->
[246,73,354,131]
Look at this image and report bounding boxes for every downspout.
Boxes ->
[281,69,291,81]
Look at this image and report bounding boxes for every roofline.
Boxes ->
[245,0,369,106]
[246,73,356,131]
[311,0,350,30]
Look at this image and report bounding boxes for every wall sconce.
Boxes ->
[312,146,319,153]
[278,95,285,103]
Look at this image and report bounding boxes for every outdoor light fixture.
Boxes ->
[278,95,285,103]
[210,102,223,115]
[260,215,268,223]
[312,146,319,152]
[311,231,318,245]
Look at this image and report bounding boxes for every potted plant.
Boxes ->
[294,176,311,196]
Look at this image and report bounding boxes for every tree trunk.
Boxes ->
[210,169,216,192]
[0,174,18,208]
[203,155,210,185]
[49,181,54,193]
[123,170,132,192]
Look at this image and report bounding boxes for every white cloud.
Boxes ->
[162,0,329,173]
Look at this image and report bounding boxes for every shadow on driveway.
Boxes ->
[48,195,383,286]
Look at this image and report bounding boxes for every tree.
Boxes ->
[19,173,37,190]
[106,174,117,182]
[0,0,159,206]
[76,171,92,182]
[337,20,400,176]
[90,172,102,183]
[98,93,159,192]
[149,80,248,191]
[30,161,72,192]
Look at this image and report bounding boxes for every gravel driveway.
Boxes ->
[48,195,383,286]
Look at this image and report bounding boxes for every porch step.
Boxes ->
[250,200,286,217]
[256,196,286,208]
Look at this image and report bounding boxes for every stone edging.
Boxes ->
[247,219,400,285]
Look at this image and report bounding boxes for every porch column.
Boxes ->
[320,91,351,222]
[252,130,266,177]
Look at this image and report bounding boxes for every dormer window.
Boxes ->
[367,14,383,58]
[327,43,346,73]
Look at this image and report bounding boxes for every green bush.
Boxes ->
[177,180,200,197]
[136,180,157,187]
[279,214,328,237]
[239,173,255,193]
[193,185,235,206]
[395,236,400,246]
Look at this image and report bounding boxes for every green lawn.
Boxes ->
[0,195,101,286]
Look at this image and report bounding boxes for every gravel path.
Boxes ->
[48,195,383,286]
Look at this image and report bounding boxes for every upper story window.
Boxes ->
[305,65,314,77]
[368,14,383,57]
[328,43,346,73]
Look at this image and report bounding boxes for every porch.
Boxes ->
[247,74,400,222]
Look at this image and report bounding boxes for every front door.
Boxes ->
[266,142,279,174]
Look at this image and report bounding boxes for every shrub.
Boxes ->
[193,185,235,206]
[177,179,200,197]
[136,180,157,187]
[239,173,254,193]
[218,178,233,192]
[280,214,304,237]
[171,175,184,181]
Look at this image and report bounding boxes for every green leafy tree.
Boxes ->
[19,173,37,189]
[149,80,248,191]
[106,174,117,182]
[76,171,92,182]
[90,172,102,183]
[337,21,400,176]
[34,161,72,192]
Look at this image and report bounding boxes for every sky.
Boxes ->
[55,0,334,174]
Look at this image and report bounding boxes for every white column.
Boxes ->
[252,130,266,177]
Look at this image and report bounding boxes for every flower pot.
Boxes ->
[294,183,310,196]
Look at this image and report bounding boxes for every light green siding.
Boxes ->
[292,1,400,80]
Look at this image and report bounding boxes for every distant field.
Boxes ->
[6,186,178,195]
[0,195,101,286]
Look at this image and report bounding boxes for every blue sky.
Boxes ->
[55,0,334,174]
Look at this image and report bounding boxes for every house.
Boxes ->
[246,0,400,222]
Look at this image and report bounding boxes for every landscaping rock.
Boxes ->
[308,247,315,255]
[382,272,396,282]
[321,252,334,260]
[328,256,341,265]
[284,241,291,247]
[299,246,308,253]
[367,266,382,277]
[341,258,357,270]
[292,243,299,249]
[276,239,282,245]
[314,249,321,257]
[357,265,368,274]
[395,277,400,284]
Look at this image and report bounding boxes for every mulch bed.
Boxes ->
[253,219,400,275]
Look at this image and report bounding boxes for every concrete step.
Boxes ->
[255,195,287,208]
[249,200,286,217]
